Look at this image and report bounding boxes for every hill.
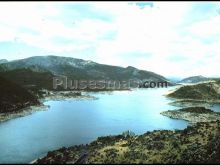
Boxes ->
[0,76,40,113]
[167,81,220,101]
[0,68,54,91]
[178,76,211,84]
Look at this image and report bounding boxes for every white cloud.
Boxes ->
[0,2,220,78]
[188,15,220,39]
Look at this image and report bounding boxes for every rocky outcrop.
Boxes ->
[161,107,220,124]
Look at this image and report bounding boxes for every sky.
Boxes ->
[0,2,220,78]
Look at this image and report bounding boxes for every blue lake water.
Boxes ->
[0,88,190,163]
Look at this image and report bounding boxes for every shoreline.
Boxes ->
[0,104,49,123]
[40,92,98,102]
[161,107,220,124]
[167,99,220,111]
[165,94,220,110]
[168,98,220,104]
[29,159,38,164]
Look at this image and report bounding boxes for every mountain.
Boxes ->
[178,75,211,84]
[0,55,168,83]
[0,76,39,113]
[0,59,8,64]
[167,76,182,83]
[167,80,220,101]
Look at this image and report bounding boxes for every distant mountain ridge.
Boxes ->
[178,75,211,84]
[0,55,168,83]
[0,59,8,64]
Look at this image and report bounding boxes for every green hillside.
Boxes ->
[0,76,40,113]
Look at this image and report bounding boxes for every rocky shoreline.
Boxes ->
[168,100,217,109]
[161,107,220,124]
[165,91,220,109]
[0,104,49,123]
[40,91,98,102]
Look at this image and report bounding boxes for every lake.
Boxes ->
[0,88,189,163]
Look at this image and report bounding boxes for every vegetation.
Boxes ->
[0,68,54,90]
[180,107,215,114]
[35,121,220,164]
[167,81,220,100]
[0,76,39,113]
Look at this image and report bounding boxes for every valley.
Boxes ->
[1,2,220,164]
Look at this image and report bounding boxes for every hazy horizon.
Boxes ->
[1,2,220,78]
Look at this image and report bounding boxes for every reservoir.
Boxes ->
[0,88,188,163]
